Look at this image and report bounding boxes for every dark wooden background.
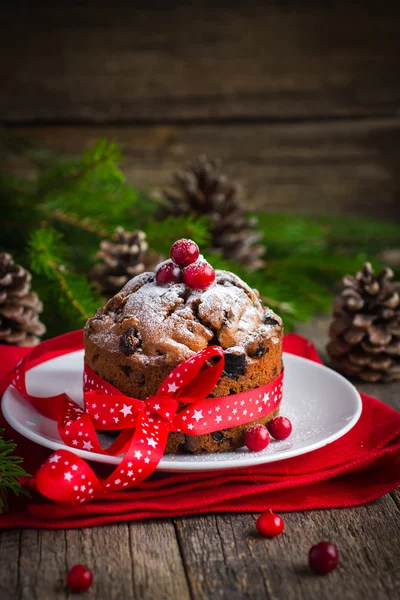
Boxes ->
[1,0,400,220]
[1,2,400,599]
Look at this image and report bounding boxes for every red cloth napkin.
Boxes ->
[0,333,399,529]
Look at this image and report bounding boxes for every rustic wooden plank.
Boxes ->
[0,528,68,600]
[126,520,191,600]
[4,118,400,220]
[175,498,400,600]
[0,521,191,600]
[0,528,22,599]
[1,1,400,123]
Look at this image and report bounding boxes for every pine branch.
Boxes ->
[49,210,110,238]
[28,227,101,330]
[37,139,157,234]
[0,176,42,260]
[51,264,92,320]
[0,429,30,513]
[254,212,400,258]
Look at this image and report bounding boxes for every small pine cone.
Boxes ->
[162,155,265,271]
[0,253,46,346]
[91,228,162,298]
[327,262,400,382]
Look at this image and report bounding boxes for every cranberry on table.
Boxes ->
[256,512,285,537]
[309,541,339,575]
[267,416,292,440]
[170,239,200,267]
[155,260,183,285]
[244,424,270,452]
[66,564,93,593]
[184,260,216,290]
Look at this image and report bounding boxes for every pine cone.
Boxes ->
[162,155,265,271]
[91,228,162,298]
[327,262,400,382]
[0,253,46,346]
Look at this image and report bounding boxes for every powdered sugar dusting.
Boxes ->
[85,269,282,367]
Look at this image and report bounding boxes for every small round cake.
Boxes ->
[84,242,283,454]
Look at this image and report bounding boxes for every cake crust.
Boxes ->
[84,269,283,453]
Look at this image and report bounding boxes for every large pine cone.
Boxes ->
[327,263,400,382]
[162,155,265,271]
[0,253,46,346]
[91,228,162,298]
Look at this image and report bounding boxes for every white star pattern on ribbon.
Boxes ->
[83,440,93,451]
[64,472,73,482]
[192,409,203,422]
[49,454,61,463]
[168,381,179,393]
[134,450,143,459]
[146,437,157,448]
[120,404,133,417]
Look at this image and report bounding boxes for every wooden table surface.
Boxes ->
[1,2,400,598]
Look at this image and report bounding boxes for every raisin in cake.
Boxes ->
[85,276,283,454]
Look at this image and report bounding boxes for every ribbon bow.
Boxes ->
[8,331,283,505]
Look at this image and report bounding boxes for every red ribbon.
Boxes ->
[8,331,283,505]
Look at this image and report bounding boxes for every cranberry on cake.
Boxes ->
[84,239,283,454]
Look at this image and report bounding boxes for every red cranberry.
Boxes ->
[184,260,215,290]
[309,541,339,575]
[267,416,292,440]
[155,260,183,285]
[67,564,93,593]
[256,512,284,537]
[244,424,270,452]
[170,239,199,267]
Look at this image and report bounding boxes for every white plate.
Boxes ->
[2,350,362,471]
